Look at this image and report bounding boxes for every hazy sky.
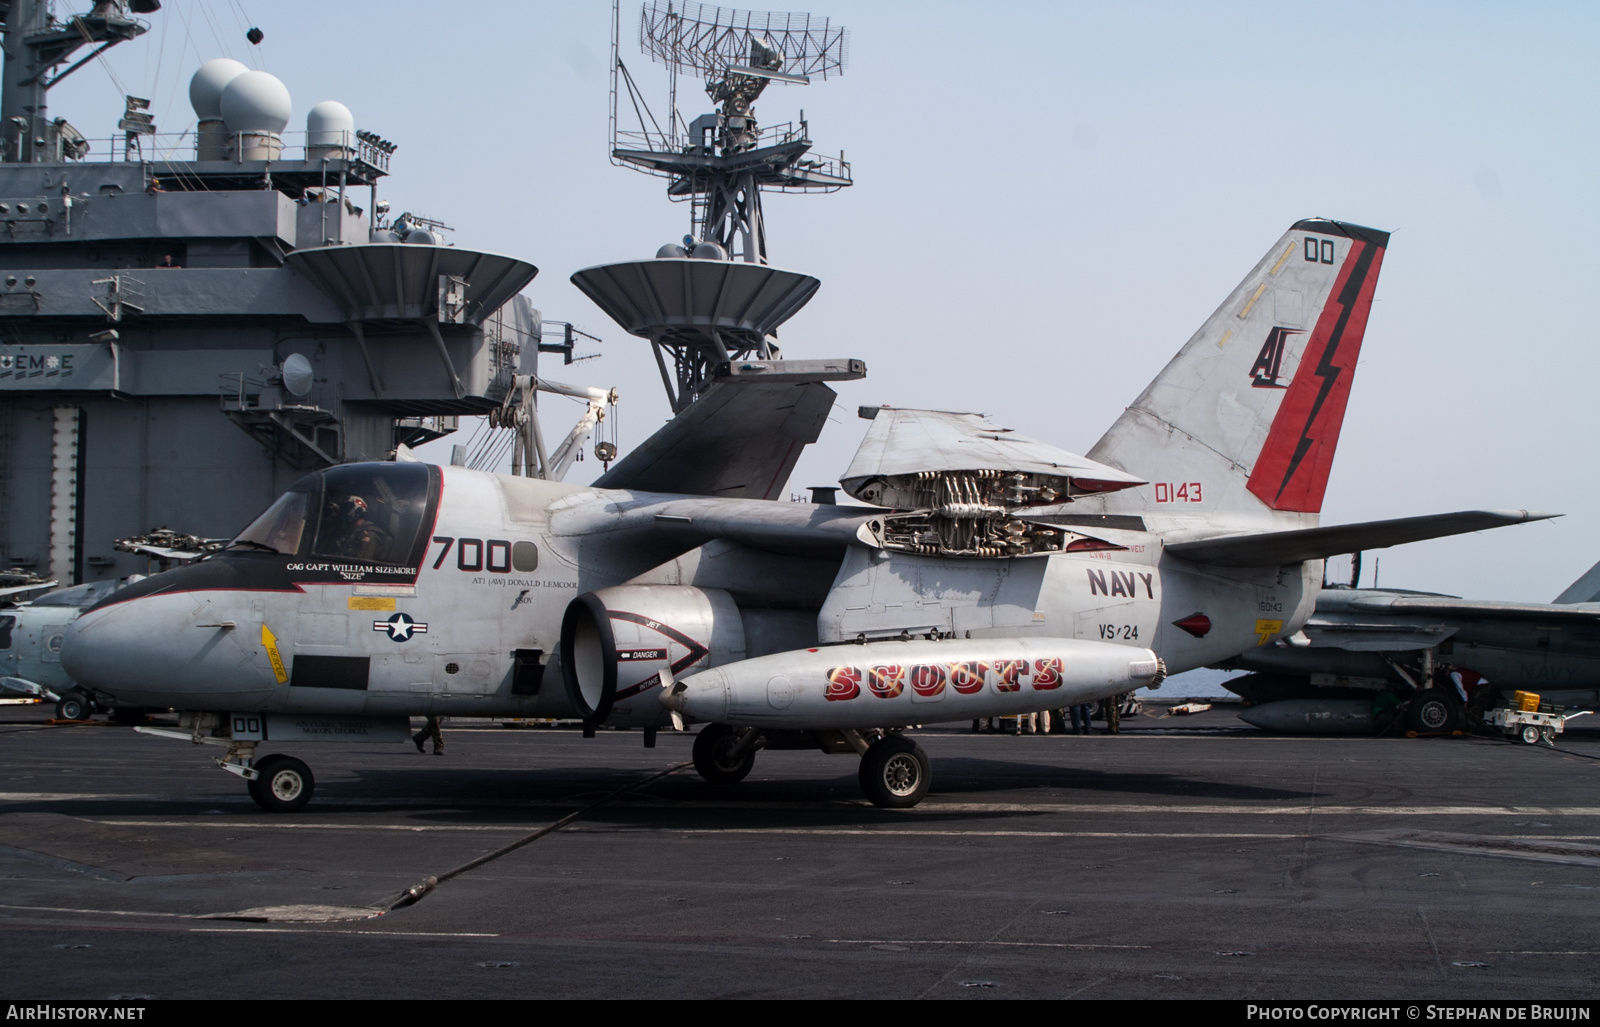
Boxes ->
[50,0,1600,604]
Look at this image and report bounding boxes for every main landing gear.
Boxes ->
[857,735,931,808]
[53,690,97,721]
[1405,688,1461,734]
[690,725,933,809]
[692,724,757,784]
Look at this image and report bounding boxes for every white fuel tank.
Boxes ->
[666,637,1164,731]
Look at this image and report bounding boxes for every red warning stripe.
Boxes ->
[1246,238,1386,513]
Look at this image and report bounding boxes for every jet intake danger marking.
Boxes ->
[348,595,396,611]
[617,648,668,662]
[261,624,287,684]
[606,611,711,701]
[826,659,1068,702]
[1254,619,1284,646]
[373,613,428,642]
[1086,569,1155,599]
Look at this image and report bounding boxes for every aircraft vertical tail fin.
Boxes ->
[1553,558,1600,604]
[1081,218,1389,525]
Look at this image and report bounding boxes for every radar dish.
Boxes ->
[639,1,848,81]
[281,353,314,397]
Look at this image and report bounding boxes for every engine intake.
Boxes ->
[560,585,746,726]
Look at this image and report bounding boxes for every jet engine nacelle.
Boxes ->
[560,585,746,726]
[665,637,1165,730]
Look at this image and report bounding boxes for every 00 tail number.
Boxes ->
[1153,482,1203,503]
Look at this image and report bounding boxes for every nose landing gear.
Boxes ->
[135,720,316,813]
[248,754,315,813]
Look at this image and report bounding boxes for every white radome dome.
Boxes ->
[306,101,355,147]
[188,58,249,120]
[220,70,292,134]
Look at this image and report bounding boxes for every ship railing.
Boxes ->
[60,130,390,174]
[615,119,815,159]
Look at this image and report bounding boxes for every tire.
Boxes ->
[56,693,91,721]
[1521,724,1542,745]
[692,724,755,784]
[858,736,931,809]
[249,754,315,813]
[1407,689,1457,733]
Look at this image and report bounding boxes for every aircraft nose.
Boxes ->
[64,594,279,710]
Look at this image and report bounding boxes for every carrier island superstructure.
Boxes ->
[0,0,564,587]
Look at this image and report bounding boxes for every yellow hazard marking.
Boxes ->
[348,596,396,611]
[261,624,288,683]
[1215,328,1233,350]
[1254,619,1284,646]
[1269,242,1295,276]
[1237,283,1267,320]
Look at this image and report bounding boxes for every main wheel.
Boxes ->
[858,735,931,809]
[1407,688,1457,733]
[692,724,755,784]
[55,692,91,721]
[248,754,315,813]
[1520,724,1542,745]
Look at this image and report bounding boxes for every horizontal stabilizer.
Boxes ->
[593,379,837,500]
[1166,510,1558,568]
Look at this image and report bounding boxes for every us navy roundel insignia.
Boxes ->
[374,612,428,642]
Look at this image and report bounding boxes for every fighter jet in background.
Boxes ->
[61,218,1550,810]
[1226,558,1600,736]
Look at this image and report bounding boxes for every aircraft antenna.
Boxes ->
[609,0,851,265]
[581,1,863,414]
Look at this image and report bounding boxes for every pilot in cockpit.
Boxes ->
[329,493,392,562]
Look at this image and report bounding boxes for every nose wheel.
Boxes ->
[247,754,315,813]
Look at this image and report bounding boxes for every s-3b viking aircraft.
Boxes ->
[62,219,1550,811]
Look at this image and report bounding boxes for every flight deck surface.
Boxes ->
[1,703,1597,1000]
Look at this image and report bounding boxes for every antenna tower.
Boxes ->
[610,0,850,265]
[577,1,863,416]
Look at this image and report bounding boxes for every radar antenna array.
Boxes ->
[639,1,848,81]
[609,0,851,266]
[581,1,865,417]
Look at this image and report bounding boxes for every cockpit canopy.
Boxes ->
[232,463,437,567]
